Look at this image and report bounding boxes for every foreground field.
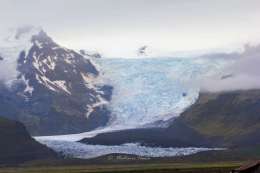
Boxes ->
[0,162,241,173]
[1,147,258,173]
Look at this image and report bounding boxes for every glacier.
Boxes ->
[38,140,223,159]
[0,27,232,159]
[36,57,230,142]
[36,57,230,159]
[96,57,229,129]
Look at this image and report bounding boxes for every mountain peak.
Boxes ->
[0,27,112,135]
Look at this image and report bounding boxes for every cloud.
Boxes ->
[201,44,260,92]
[0,0,260,57]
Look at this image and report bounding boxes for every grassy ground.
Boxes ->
[1,146,259,173]
[0,162,242,173]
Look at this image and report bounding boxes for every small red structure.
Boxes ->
[232,161,260,173]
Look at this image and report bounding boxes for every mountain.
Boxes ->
[0,117,57,165]
[174,89,260,147]
[81,89,260,148]
[0,27,112,135]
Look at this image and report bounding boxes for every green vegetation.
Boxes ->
[176,89,260,147]
[0,162,241,173]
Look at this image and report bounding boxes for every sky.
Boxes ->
[0,0,260,57]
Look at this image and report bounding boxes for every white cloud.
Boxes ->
[201,44,260,92]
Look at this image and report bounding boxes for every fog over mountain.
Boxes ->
[201,44,260,92]
[0,26,41,82]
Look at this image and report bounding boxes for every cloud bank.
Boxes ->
[0,0,260,57]
[201,44,260,92]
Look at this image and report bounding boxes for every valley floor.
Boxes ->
[1,146,260,173]
[0,162,241,173]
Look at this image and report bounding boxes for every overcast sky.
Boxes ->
[1,0,260,57]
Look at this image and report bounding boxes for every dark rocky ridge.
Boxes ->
[0,117,57,165]
[80,122,207,147]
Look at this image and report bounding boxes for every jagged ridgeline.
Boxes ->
[0,27,112,135]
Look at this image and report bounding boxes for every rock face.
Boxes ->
[0,117,57,164]
[0,27,112,135]
[81,90,260,148]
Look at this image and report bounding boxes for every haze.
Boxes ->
[0,0,260,57]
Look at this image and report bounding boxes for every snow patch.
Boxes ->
[21,75,34,95]
[36,75,71,94]
[52,80,71,94]
[81,72,97,90]
[52,47,60,50]
[64,58,72,64]
[36,75,57,92]
[86,95,109,118]
[35,40,43,49]
[46,56,56,70]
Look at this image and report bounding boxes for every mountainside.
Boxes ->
[176,89,260,147]
[81,89,260,148]
[0,27,112,135]
[0,117,57,164]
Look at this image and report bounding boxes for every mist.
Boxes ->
[201,44,260,92]
[0,0,260,57]
[1,0,260,91]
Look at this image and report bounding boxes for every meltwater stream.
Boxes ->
[36,57,229,159]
